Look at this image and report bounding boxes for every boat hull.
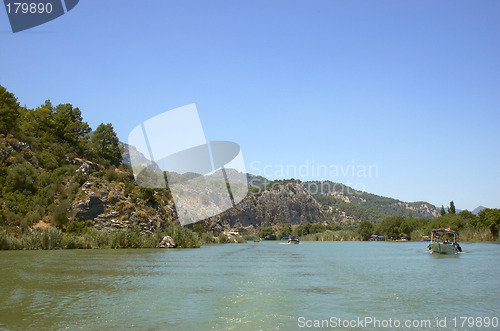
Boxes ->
[429,243,459,254]
[288,240,300,244]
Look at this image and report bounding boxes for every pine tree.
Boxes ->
[0,85,21,135]
[447,200,456,214]
[91,123,122,166]
[440,205,446,216]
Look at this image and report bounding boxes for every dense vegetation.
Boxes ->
[0,84,231,249]
[0,223,244,250]
[306,181,439,225]
[0,85,123,229]
[257,202,499,242]
[367,203,500,241]
[302,203,499,242]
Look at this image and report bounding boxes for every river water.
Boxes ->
[1,241,499,330]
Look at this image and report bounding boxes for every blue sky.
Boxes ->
[1,0,499,210]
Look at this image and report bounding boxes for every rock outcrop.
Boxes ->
[206,180,322,234]
[70,174,322,236]
[71,179,174,234]
[0,137,39,167]
[159,235,175,248]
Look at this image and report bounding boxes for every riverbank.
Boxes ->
[2,225,496,250]
[0,224,246,250]
[299,228,496,242]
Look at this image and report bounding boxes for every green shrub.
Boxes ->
[5,160,37,193]
[50,199,70,228]
[216,233,231,243]
[0,227,22,250]
[22,210,41,228]
[409,229,426,241]
[235,235,246,243]
[259,226,276,239]
[21,228,63,249]
[199,232,215,244]
[83,229,109,248]
[242,234,260,242]
[63,234,92,249]
[301,229,359,241]
[109,231,127,248]
[66,220,93,235]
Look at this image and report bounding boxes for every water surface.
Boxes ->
[1,241,499,330]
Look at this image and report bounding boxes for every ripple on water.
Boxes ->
[0,242,499,330]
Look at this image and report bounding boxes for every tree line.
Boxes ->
[257,201,499,242]
[356,201,499,241]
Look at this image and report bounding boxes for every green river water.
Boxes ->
[1,241,499,330]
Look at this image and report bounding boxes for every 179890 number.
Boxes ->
[6,2,53,14]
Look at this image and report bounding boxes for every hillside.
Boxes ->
[304,181,440,226]
[0,85,179,238]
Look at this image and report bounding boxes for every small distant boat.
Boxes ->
[427,228,462,254]
[286,235,300,244]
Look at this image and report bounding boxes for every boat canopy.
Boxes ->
[430,228,459,242]
[431,228,458,235]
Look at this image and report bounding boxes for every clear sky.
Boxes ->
[1,0,499,211]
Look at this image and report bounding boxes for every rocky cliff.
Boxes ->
[70,161,176,234]
[70,167,322,235]
[204,179,322,234]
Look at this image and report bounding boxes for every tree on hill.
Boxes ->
[20,101,55,144]
[448,200,456,214]
[91,123,122,166]
[53,104,91,151]
[0,85,21,135]
[440,206,446,216]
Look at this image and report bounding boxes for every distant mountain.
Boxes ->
[472,205,487,215]
[120,142,150,167]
